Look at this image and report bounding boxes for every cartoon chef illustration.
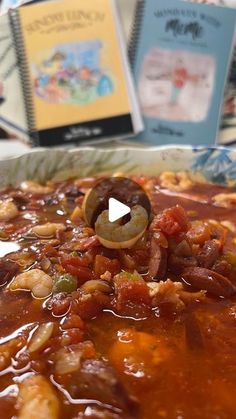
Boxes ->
[171,58,200,105]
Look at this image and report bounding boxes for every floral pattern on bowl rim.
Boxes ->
[0,146,236,187]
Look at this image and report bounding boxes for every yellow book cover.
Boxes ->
[11,0,141,145]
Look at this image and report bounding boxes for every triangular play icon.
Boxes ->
[108,197,131,223]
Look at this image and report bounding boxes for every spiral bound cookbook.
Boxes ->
[0,12,28,140]
[0,0,142,145]
[129,0,236,146]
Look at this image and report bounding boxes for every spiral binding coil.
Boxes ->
[128,0,146,69]
[9,10,39,145]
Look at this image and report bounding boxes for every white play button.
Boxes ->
[108,197,131,223]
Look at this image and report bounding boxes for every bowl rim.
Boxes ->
[0,144,234,162]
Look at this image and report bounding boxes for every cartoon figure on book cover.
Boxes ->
[138,48,215,122]
[171,59,200,105]
[32,40,114,105]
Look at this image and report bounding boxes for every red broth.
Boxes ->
[0,175,236,419]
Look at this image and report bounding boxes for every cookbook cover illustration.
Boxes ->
[32,41,114,106]
[139,48,215,123]
[15,0,134,144]
[130,0,236,146]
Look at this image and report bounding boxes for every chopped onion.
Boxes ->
[41,257,51,271]
[55,347,81,375]
[82,280,111,294]
[28,322,54,353]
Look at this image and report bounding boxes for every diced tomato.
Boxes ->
[48,294,71,317]
[82,227,95,237]
[61,314,84,330]
[52,300,71,317]
[3,223,18,234]
[60,254,92,283]
[61,328,84,345]
[71,291,109,320]
[61,254,89,268]
[80,340,96,359]
[80,235,100,251]
[187,221,211,245]
[94,255,121,278]
[65,264,92,283]
[114,276,151,312]
[42,244,58,257]
[153,205,188,236]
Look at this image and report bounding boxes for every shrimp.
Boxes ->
[9,269,53,298]
[159,171,193,192]
[20,180,53,195]
[0,200,18,221]
[95,205,148,249]
[17,374,59,419]
[32,223,66,237]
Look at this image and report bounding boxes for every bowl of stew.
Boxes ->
[1,145,236,419]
